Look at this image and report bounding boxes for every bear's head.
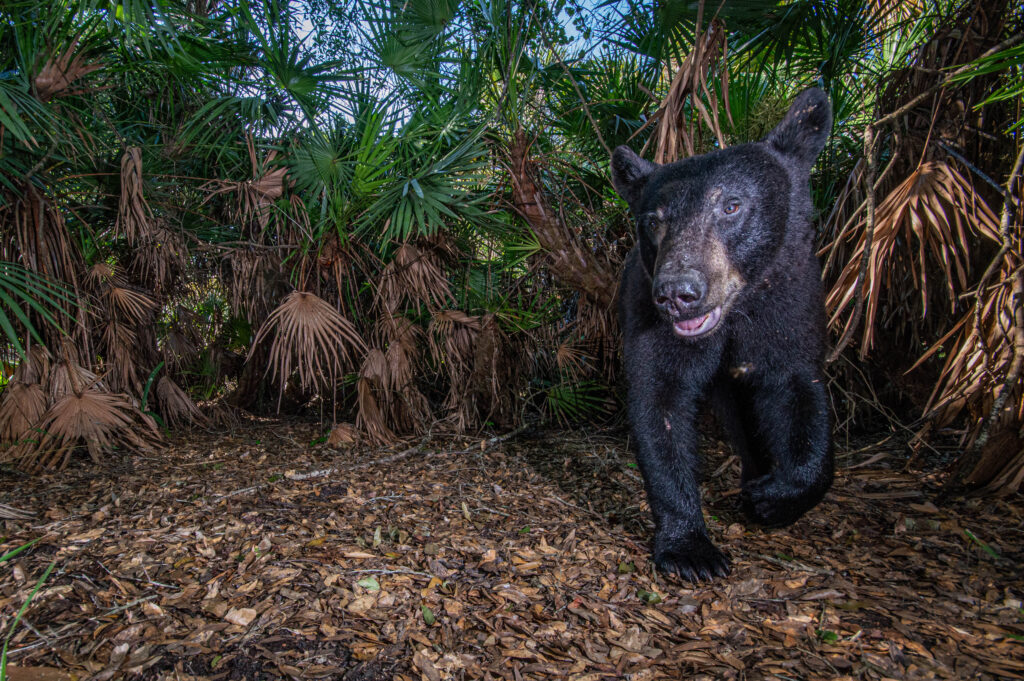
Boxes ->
[611,88,831,339]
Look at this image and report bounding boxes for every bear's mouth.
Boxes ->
[672,307,722,338]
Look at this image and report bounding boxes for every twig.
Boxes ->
[874,33,1023,131]
[754,553,835,576]
[0,503,35,520]
[936,141,1004,195]
[349,568,433,578]
[217,484,261,499]
[95,594,158,618]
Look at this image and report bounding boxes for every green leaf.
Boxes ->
[964,529,1001,560]
[637,589,662,604]
[421,604,436,625]
[0,537,42,563]
[356,576,380,592]
[816,629,839,643]
[2,560,55,678]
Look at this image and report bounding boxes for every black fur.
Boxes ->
[611,88,834,582]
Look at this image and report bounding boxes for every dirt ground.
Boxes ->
[1,420,1022,680]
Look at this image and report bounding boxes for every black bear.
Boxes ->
[611,88,834,582]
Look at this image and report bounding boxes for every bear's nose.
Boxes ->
[654,270,707,316]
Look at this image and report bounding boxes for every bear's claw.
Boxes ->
[653,535,731,582]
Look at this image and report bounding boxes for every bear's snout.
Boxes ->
[653,269,707,317]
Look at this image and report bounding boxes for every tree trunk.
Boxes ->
[507,130,618,310]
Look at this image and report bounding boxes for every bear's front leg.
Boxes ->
[629,387,730,581]
[741,372,833,527]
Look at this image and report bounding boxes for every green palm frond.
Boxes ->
[0,263,77,359]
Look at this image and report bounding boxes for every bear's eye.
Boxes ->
[640,214,662,236]
[723,200,742,215]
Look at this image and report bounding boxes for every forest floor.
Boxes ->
[1,420,1023,681]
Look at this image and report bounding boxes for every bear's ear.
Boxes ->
[611,146,657,211]
[762,88,832,169]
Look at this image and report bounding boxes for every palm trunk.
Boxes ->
[507,130,618,310]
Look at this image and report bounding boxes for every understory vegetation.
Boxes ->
[0,0,1022,493]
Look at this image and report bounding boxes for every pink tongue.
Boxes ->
[673,306,722,337]
[675,313,709,331]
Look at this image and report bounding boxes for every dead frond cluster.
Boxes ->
[251,291,366,400]
[156,376,209,429]
[376,242,452,314]
[643,17,730,163]
[816,0,1023,492]
[115,147,155,245]
[0,347,163,471]
[131,225,187,294]
[204,140,288,237]
[33,38,101,102]
[355,348,398,445]
[824,161,1000,356]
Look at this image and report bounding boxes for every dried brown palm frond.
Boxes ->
[318,234,379,314]
[223,248,283,322]
[162,325,198,373]
[8,184,81,295]
[428,309,480,370]
[327,422,357,447]
[824,161,1000,356]
[250,291,366,398]
[393,385,432,434]
[48,353,103,401]
[156,376,208,429]
[204,139,287,235]
[101,320,143,395]
[115,147,155,244]
[86,261,118,287]
[32,38,101,102]
[371,317,431,434]
[416,233,464,268]
[466,313,517,428]
[376,243,452,314]
[106,285,158,324]
[0,381,47,448]
[915,273,1019,429]
[377,315,422,356]
[356,349,397,445]
[429,310,481,430]
[11,346,51,385]
[575,296,620,381]
[380,318,419,393]
[642,14,730,163]
[11,390,162,471]
[206,402,243,429]
[555,340,592,382]
[131,225,186,294]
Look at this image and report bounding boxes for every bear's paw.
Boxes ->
[653,534,731,582]
[742,473,826,528]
